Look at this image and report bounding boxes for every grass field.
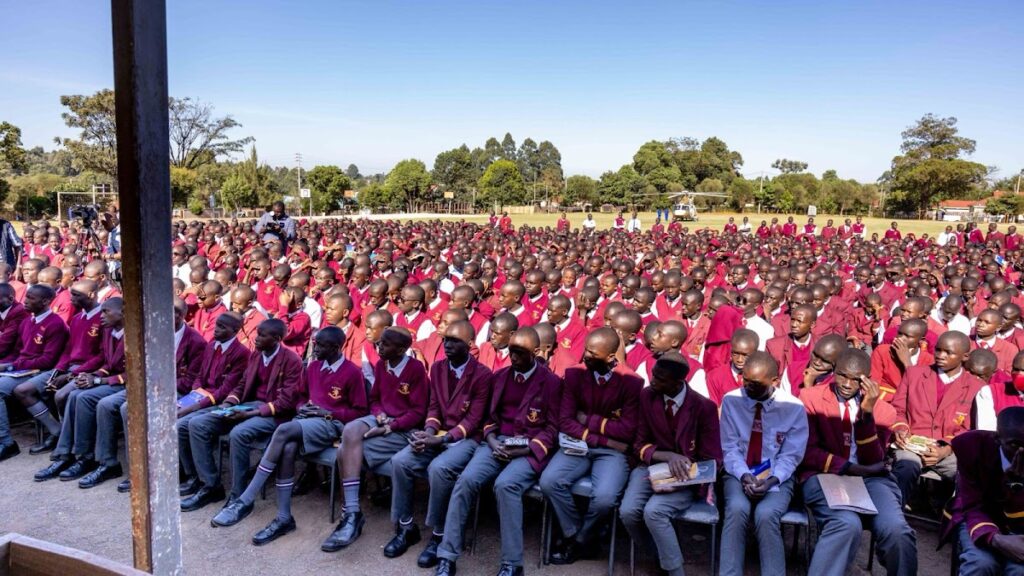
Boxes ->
[399,211,956,237]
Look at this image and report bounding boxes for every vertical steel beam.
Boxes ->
[110,0,182,573]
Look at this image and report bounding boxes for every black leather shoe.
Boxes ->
[550,539,595,565]
[434,559,457,576]
[495,564,523,576]
[0,442,20,462]
[59,459,98,481]
[117,479,131,493]
[180,484,225,512]
[211,498,254,527]
[34,458,72,481]
[252,516,296,546]
[78,463,123,489]
[418,533,443,568]
[179,477,201,497]
[320,511,365,552]
[29,435,58,455]
[383,522,421,558]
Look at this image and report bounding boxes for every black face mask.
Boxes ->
[583,357,611,375]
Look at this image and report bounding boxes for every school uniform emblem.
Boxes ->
[88,325,100,337]
[329,386,342,400]
[398,382,411,395]
[561,338,571,349]
[954,412,967,426]
[461,400,471,413]
[611,408,622,419]
[527,407,541,423]
[265,285,274,294]
[33,332,44,345]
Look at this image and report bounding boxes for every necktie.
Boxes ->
[515,373,525,385]
[746,402,763,467]
[979,340,989,350]
[841,401,853,459]
[215,346,223,357]
[665,399,676,423]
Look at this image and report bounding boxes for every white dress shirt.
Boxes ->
[719,387,809,486]
[743,315,774,352]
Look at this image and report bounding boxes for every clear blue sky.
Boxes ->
[2,1,1021,182]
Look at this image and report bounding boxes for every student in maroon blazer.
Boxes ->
[539,327,643,565]
[947,412,1024,574]
[799,349,916,576]
[891,330,984,505]
[0,283,29,361]
[210,326,368,541]
[766,304,818,398]
[181,319,303,513]
[176,307,209,396]
[321,327,428,553]
[34,297,125,483]
[387,320,493,568]
[0,285,68,461]
[620,352,721,576]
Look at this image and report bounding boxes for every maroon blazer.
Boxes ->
[483,362,563,473]
[175,326,207,395]
[226,345,304,420]
[892,365,984,442]
[558,364,643,449]
[0,302,30,361]
[634,385,722,468]
[797,383,896,482]
[812,304,848,338]
[426,356,492,442]
[95,330,127,385]
[190,338,250,408]
[946,430,1024,548]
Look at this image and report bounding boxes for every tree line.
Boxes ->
[0,89,1018,218]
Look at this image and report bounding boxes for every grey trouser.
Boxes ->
[95,389,127,467]
[0,374,32,446]
[54,384,121,460]
[187,411,278,497]
[891,449,956,504]
[804,474,917,576]
[619,466,698,572]
[177,406,218,480]
[436,440,539,567]
[390,438,479,529]
[719,474,795,576]
[538,447,630,543]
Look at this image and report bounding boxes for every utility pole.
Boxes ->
[295,152,307,217]
[1016,169,1023,195]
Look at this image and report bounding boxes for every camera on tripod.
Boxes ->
[69,204,100,227]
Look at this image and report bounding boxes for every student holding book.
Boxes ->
[619,351,721,576]
[800,349,917,576]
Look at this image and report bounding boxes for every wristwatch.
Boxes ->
[93,376,102,386]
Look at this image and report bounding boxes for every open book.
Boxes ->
[816,474,878,515]
[902,435,936,455]
[558,433,589,456]
[648,460,717,493]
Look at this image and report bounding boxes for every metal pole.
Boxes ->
[1016,169,1022,195]
[110,0,182,573]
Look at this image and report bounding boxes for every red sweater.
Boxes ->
[370,357,429,432]
[0,303,30,361]
[12,313,69,371]
[55,309,103,372]
[302,358,368,424]
[191,302,227,342]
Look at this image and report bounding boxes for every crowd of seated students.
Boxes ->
[4,208,1024,576]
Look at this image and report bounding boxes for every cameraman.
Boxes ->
[255,201,296,246]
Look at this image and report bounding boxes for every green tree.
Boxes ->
[306,165,353,213]
[478,159,526,207]
[170,166,199,207]
[887,114,987,216]
[234,147,279,208]
[346,164,361,180]
[771,158,809,174]
[728,177,755,211]
[633,141,681,194]
[219,173,256,212]
[484,137,503,165]
[517,138,540,182]
[536,140,563,182]
[501,133,517,161]
[168,97,253,169]
[58,90,119,179]
[384,159,432,208]
[563,175,598,205]
[987,195,1024,219]
[598,165,645,206]
[432,145,476,199]
[0,122,28,174]
[357,181,401,211]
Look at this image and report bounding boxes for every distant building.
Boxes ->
[937,190,1012,221]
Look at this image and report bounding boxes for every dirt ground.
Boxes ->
[0,424,953,575]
